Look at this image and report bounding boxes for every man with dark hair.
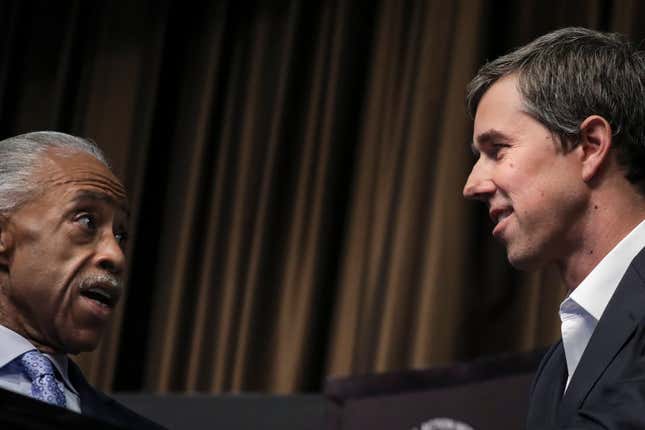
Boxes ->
[0,131,165,429]
[463,28,645,428]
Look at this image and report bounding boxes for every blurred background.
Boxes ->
[1,0,643,395]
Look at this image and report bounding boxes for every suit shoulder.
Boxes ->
[67,362,166,430]
[94,391,167,430]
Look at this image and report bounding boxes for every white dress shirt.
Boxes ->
[560,219,645,390]
[0,324,81,412]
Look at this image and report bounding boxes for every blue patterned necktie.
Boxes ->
[19,350,67,407]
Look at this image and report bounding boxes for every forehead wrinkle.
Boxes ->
[40,164,126,195]
[71,190,130,218]
[35,160,128,213]
[40,176,127,204]
[56,176,126,198]
[42,149,123,186]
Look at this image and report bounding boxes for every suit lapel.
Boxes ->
[527,342,567,429]
[558,248,645,425]
[67,361,161,429]
[67,360,108,419]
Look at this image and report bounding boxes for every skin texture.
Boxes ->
[0,148,129,354]
[463,75,591,272]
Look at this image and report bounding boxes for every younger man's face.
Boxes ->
[463,75,588,270]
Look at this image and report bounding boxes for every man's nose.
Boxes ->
[463,164,495,201]
[95,233,126,275]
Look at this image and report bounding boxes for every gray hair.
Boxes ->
[466,27,645,194]
[0,131,109,213]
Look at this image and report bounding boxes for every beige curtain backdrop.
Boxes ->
[1,0,645,394]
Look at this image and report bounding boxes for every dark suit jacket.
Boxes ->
[527,246,645,429]
[68,361,166,430]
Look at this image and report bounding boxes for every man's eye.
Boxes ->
[76,214,96,230]
[115,231,128,246]
[491,143,509,158]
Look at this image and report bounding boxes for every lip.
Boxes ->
[77,279,122,322]
[78,278,122,306]
[490,207,513,238]
[79,295,115,321]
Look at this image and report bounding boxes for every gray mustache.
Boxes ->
[78,273,123,292]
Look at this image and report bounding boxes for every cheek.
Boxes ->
[11,243,79,299]
[517,174,584,226]
[494,161,530,195]
[500,154,559,197]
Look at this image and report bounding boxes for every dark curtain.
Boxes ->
[1,0,643,393]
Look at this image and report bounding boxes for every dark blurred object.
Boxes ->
[324,350,545,430]
[0,386,124,429]
[114,393,325,430]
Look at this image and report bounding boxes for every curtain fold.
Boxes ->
[269,0,343,393]
[328,0,489,376]
[142,0,230,391]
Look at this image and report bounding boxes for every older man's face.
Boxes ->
[0,149,129,354]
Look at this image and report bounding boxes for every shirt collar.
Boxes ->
[0,324,35,367]
[0,324,78,395]
[570,219,645,320]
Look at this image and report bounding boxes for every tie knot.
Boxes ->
[20,350,56,381]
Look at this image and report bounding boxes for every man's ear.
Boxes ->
[578,115,613,182]
[0,214,13,269]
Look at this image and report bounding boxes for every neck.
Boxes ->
[0,302,61,355]
[557,186,645,291]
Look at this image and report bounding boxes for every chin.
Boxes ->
[506,248,546,271]
[61,330,105,354]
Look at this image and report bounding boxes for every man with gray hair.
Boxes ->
[0,131,164,429]
[463,28,645,428]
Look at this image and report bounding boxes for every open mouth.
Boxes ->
[81,288,116,307]
[490,207,513,238]
[494,209,513,225]
[79,280,122,309]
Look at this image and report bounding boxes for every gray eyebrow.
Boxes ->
[71,190,130,218]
